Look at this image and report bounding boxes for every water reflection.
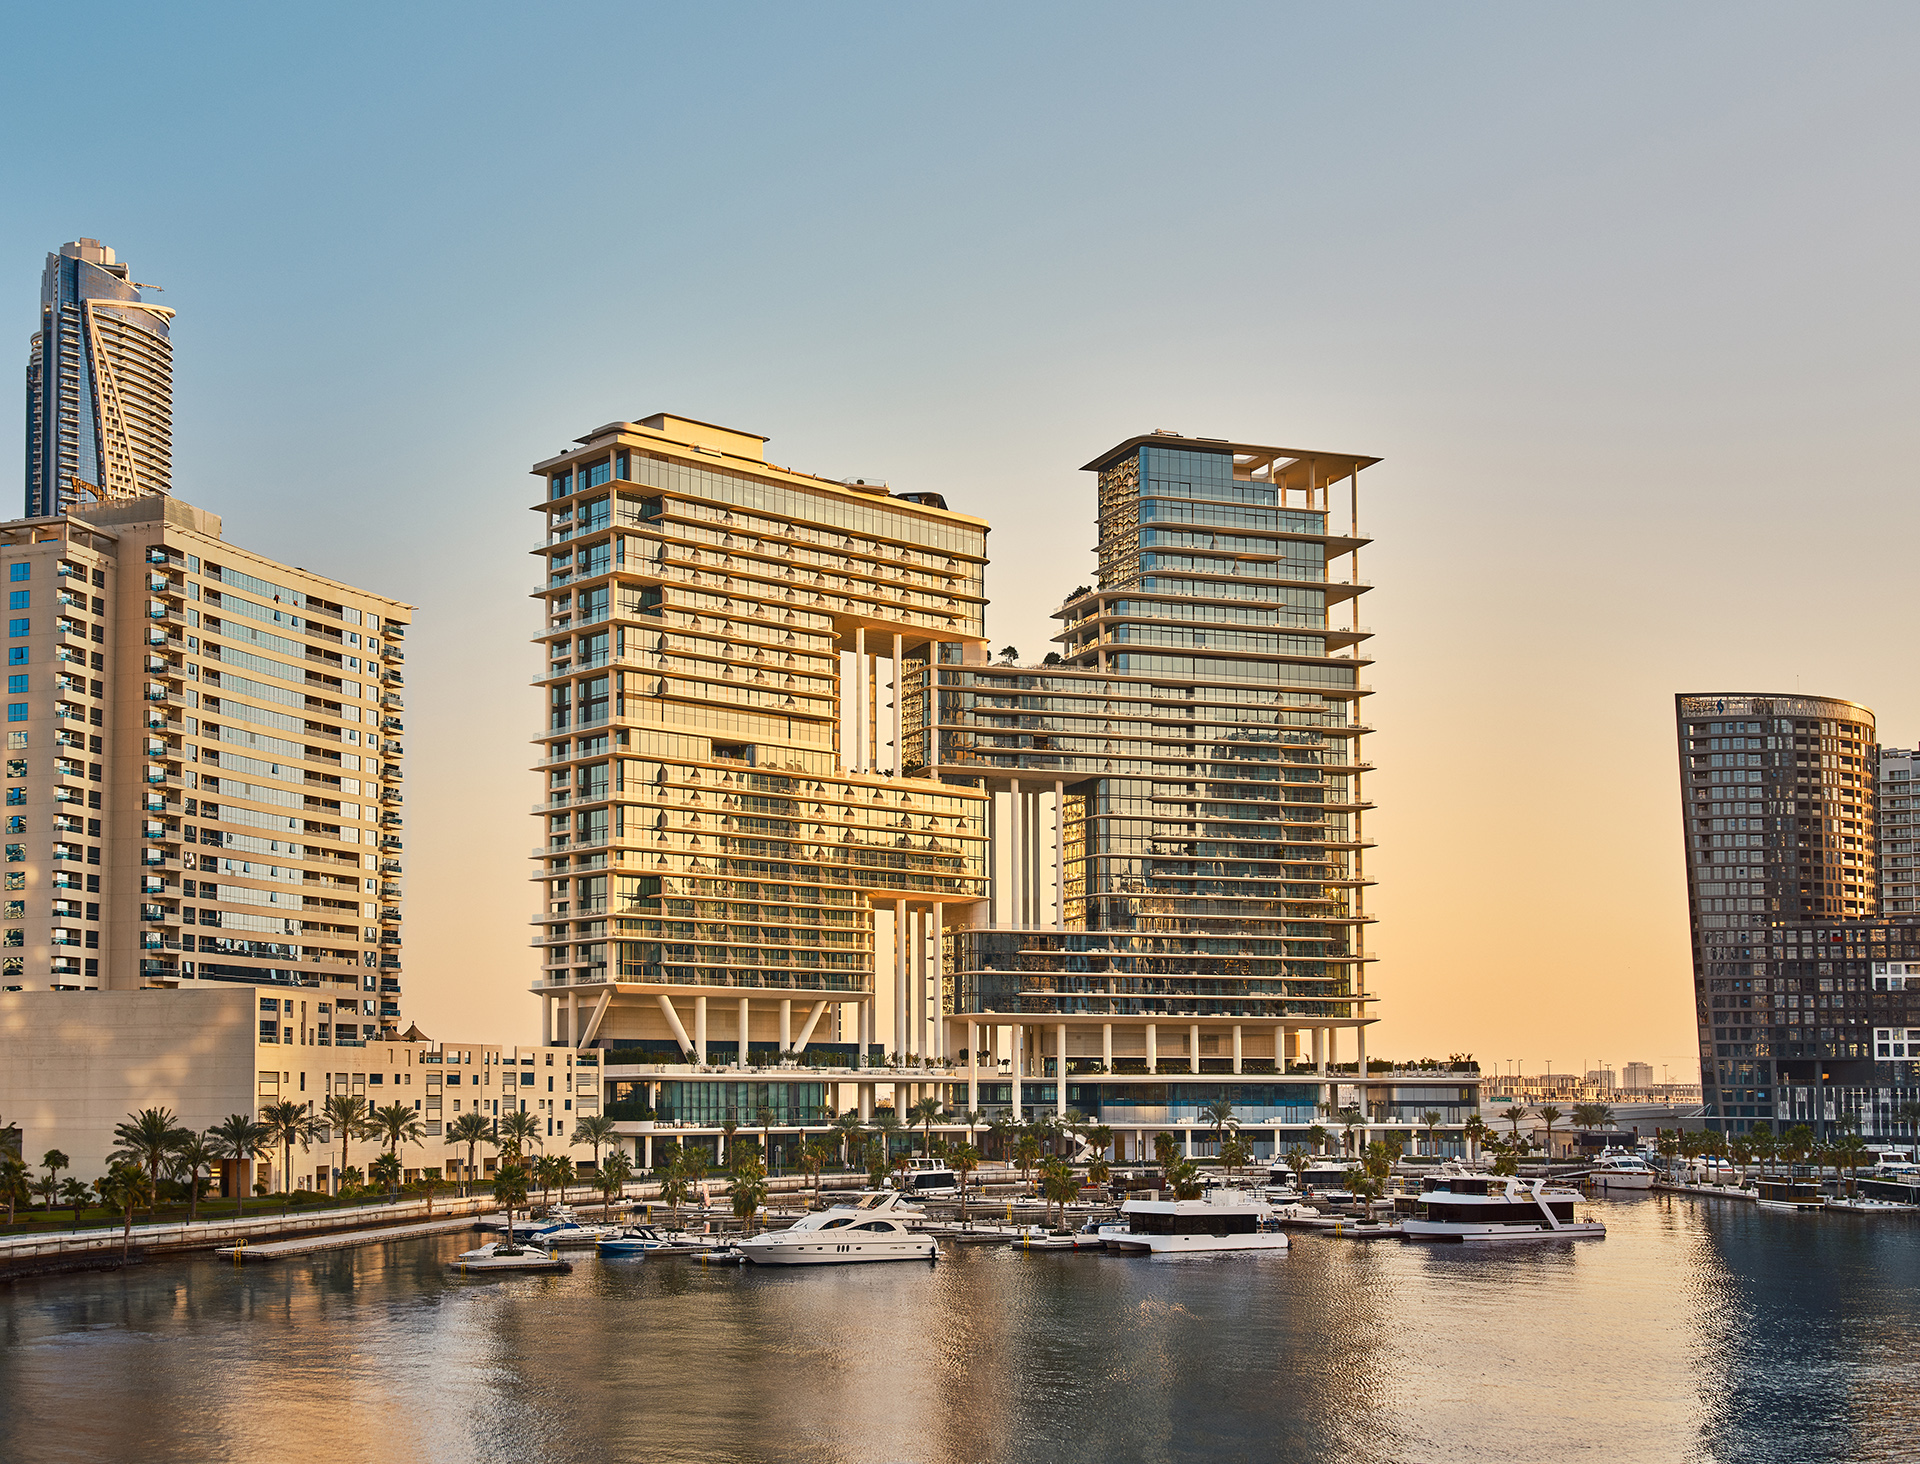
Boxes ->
[1,1194,1916,1463]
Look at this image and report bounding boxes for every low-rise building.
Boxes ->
[0,984,595,1194]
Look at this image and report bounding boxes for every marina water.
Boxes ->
[1,1192,1916,1463]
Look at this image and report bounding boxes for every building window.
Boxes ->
[7,621,26,638]
[5,566,24,583]
[6,649,24,667]
[7,593,27,611]
[6,676,25,696]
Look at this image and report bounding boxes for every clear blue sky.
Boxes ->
[5,3,1918,1073]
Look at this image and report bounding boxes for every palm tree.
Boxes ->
[596,1150,634,1220]
[1286,1146,1312,1191]
[1536,1105,1563,1166]
[95,1162,153,1260]
[1419,1111,1443,1159]
[799,1138,832,1206]
[870,1108,902,1162]
[260,1099,317,1211]
[755,1104,777,1173]
[58,1177,91,1230]
[207,1114,271,1217]
[111,1106,188,1212]
[169,1132,220,1223]
[369,1152,403,1199]
[0,1155,27,1224]
[320,1095,376,1197]
[445,1111,495,1197]
[730,1149,769,1231]
[1202,1097,1237,1156]
[1897,1101,1920,1143]
[571,1114,618,1175]
[493,1158,531,1248]
[1832,1131,1870,1196]
[1088,1124,1114,1165]
[415,1173,447,1216]
[955,1108,986,1151]
[1013,1131,1043,1194]
[496,1108,541,1163]
[950,1143,981,1219]
[1463,1114,1490,1165]
[1166,1159,1204,1201]
[1040,1157,1077,1229]
[831,1112,865,1169]
[719,1117,738,1166]
[30,1167,59,1214]
[369,1102,425,1169]
[862,1140,890,1190]
[1152,1131,1181,1176]
[38,1149,69,1212]
[1305,1124,1330,1156]
[658,1150,693,1226]
[909,1095,943,1157]
[1502,1104,1529,1148]
[1219,1135,1253,1180]
[532,1153,567,1211]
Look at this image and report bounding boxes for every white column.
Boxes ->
[852,628,867,772]
[1053,779,1065,930]
[738,996,750,1069]
[893,898,908,1058]
[967,1019,979,1112]
[1055,1022,1068,1116]
[1313,1026,1326,1076]
[780,998,792,1053]
[892,632,904,775]
[1102,1022,1113,1071]
[914,906,928,1062]
[1232,1024,1243,1075]
[986,791,999,927]
[695,995,708,1065]
[1011,1025,1023,1119]
[1007,779,1022,928]
[567,990,579,1048]
[541,993,553,1045]
[929,903,944,1061]
[1189,1022,1200,1075]
[1146,1023,1157,1074]
[1277,1024,1289,1073]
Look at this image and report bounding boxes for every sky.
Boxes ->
[4,2,1919,1080]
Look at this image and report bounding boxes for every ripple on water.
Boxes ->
[0,1194,1916,1464]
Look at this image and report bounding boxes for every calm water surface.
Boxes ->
[1,1193,1917,1464]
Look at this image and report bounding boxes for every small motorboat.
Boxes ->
[1008,1225,1078,1250]
[596,1225,683,1257]
[531,1220,623,1247]
[449,1242,572,1274]
[1070,1219,1110,1249]
[1826,1194,1920,1214]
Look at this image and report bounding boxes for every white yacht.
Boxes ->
[1400,1174,1606,1242]
[449,1241,572,1274]
[894,1157,960,1200]
[1105,1188,1290,1255]
[1587,1152,1656,1190]
[733,1190,940,1266]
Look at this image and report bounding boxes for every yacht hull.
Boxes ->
[1402,1219,1605,1242]
[1105,1232,1290,1255]
[735,1236,939,1265]
[1589,1172,1654,1190]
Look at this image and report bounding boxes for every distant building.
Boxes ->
[24,240,173,519]
[1879,747,1915,912]
[1675,693,1878,1133]
[1623,1061,1654,1090]
[1584,1067,1616,1092]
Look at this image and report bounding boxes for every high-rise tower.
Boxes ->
[25,240,174,518]
[1674,692,1878,1131]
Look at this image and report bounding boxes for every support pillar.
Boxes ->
[894,898,908,1059]
[780,998,792,1053]
[1056,1021,1068,1116]
[542,993,553,1046]
[738,996,750,1070]
[1008,779,1022,927]
[695,996,708,1065]
[892,632,904,775]
[1053,778,1066,930]
[568,990,579,1049]
[1101,1022,1112,1071]
[1189,1022,1200,1075]
[967,1019,979,1113]
[1146,1022,1157,1074]
[1232,1024,1243,1075]
[643,1134,653,1168]
[852,627,866,772]
[1010,1025,1023,1120]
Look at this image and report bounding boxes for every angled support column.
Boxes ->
[654,994,693,1058]
[793,1000,829,1054]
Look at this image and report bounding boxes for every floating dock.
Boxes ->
[216,1215,483,1261]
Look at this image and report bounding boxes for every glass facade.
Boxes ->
[924,436,1374,1024]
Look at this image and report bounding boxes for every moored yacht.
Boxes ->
[1399,1174,1605,1242]
[1754,1179,1826,1213]
[1105,1188,1289,1255]
[732,1190,940,1266]
[894,1157,960,1200]
[449,1241,572,1274]
[1587,1152,1656,1190]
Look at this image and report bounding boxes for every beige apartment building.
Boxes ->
[0,493,409,1044]
[0,985,600,1193]
[529,413,991,1111]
